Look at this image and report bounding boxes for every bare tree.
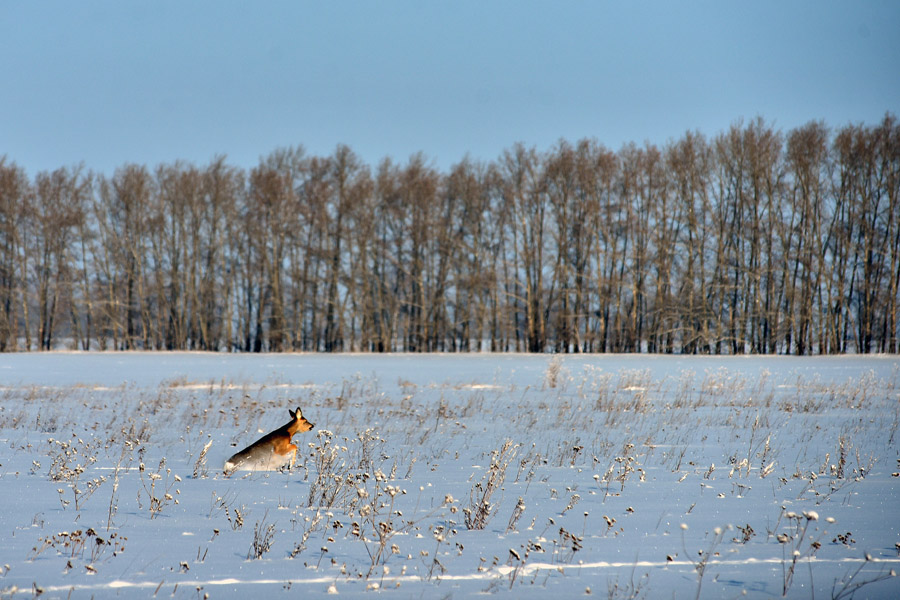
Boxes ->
[786,121,829,354]
[667,132,714,353]
[2,116,897,356]
[498,144,548,352]
[31,167,90,350]
[323,145,370,352]
[0,159,31,350]
[94,165,153,349]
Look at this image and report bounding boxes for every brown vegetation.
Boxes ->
[1,115,898,353]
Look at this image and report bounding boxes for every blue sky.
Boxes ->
[2,1,898,175]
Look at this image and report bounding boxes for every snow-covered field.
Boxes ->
[1,353,898,599]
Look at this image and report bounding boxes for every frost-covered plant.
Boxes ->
[425,524,451,581]
[733,523,755,544]
[505,497,526,533]
[506,547,526,588]
[137,457,180,519]
[679,523,727,600]
[289,510,324,558]
[554,526,583,565]
[606,568,650,600]
[359,472,405,575]
[831,554,897,600]
[192,439,213,479]
[31,527,126,565]
[804,435,876,503]
[106,436,138,531]
[47,435,107,511]
[248,511,276,560]
[776,510,823,596]
[562,493,581,514]
[47,435,98,482]
[464,439,518,530]
[596,441,640,497]
[514,444,544,486]
[351,428,383,473]
[307,429,354,508]
[209,490,245,531]
[544,356,564,389]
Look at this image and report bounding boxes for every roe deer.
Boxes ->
[224,407,315,474]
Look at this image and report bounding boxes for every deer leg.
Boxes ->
[288,444,298,470]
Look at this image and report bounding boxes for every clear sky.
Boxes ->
[2,1,898,176]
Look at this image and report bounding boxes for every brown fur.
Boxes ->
[224,407,315,473]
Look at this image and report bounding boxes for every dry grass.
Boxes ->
[1,362,897,596]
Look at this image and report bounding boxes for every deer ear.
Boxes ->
[294,407,303,419]
[289,407,297,419]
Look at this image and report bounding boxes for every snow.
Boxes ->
[1,353,898,598]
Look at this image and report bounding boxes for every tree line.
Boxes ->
[1,115,898,354]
